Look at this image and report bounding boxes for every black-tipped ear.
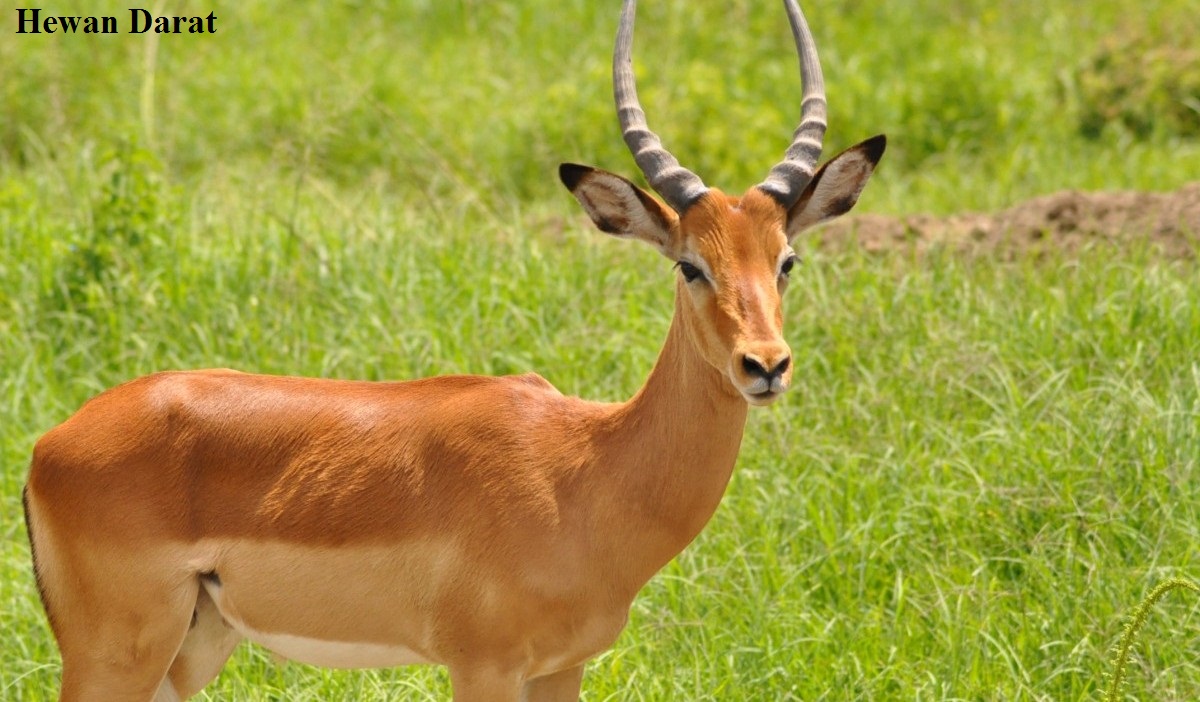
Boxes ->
[861,134,887,164]
[559,163,592,192]
[559,163,680,257]
[785,134,886,241]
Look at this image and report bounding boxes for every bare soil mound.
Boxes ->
[819,182,1200,257]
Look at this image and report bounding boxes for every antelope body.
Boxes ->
[24,1,884,699]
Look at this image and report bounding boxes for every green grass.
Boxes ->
[1106,579,1200,702]
[3,0,1200,699]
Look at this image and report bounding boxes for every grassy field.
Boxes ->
[2,0,1199,699]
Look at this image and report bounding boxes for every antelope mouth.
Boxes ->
[736,373,790,407]
[743,389,782,407]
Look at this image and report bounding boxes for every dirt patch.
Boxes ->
[819,182,1200,257]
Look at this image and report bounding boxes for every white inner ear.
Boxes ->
[787,148,878,239]
[575,172,672,254]
[814,151,873,209]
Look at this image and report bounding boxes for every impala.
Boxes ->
[24,1,884,699]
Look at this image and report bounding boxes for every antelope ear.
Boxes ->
[786,134,886,241]
[560,163,680,258]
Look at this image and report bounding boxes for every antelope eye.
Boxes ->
[779,254,798,277]
[676,261,705,283]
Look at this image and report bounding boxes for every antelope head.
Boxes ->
[562,0,885,407]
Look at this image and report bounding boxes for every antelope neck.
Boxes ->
[598,291,750,589]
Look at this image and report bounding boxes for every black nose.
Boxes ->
[741,354,790,381]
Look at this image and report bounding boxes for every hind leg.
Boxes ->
[28,516,199,702]
[161,581,242,699]
[53,571,197,702]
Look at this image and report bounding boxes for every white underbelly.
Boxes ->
[200,577,431,668]
[185,537,620,673]
[235,625,431,669]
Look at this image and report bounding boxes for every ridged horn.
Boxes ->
[756,0,828,209]
[613,0,708,213]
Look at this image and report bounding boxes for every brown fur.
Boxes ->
[25,43,884,702]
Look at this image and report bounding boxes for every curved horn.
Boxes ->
[614,0,708,213]
[756,0,828,208]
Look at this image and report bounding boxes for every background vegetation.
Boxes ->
[2,0,1198,699]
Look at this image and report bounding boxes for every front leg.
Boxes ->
[449,665,524,702]
[520,664,585,702]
